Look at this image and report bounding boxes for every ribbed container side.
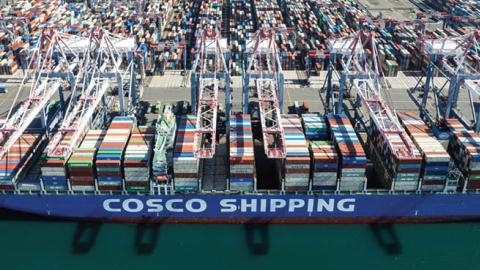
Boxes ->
[302,113,328,140]
[41,126,90,191]
[281,115,310,190]
[309,140,338,191]
[173,115,199,192]
[124,127,155,192]
[398,112,450,191]
[367,115,422,191]
[0,133,42,190]
[326,114,366,191]
[446,119,480,191]
[67,130,106,191]
[95,116,135,191]
[229,114,255,191]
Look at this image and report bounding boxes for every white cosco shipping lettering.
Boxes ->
[103,198,356,213]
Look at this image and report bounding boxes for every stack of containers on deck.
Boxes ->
[0,133,42,190]
[124,127,155,192]
[67,130,106,191]
[173,115,199,191]
[398,112,450,191]
[302,114,328,140]
[229,114,255,191]
[281,115,310,190]
[41,132,76,191]
[446,119,480,190]
[368,115,422,191]
[309,140,338,190]
[326,114,366,191]
[96,117,135,191]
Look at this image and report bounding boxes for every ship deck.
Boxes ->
[0,71,475,193]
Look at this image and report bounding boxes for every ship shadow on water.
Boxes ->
[369,223,402,255]
[244,223,270,256]
[135,223,160,255]
[72,222,102,254]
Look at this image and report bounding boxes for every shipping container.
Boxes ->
[398,112,450,191]
[95,116,135,191]
[281,115,310,190]
[229,114,256,191]
[326,114,366,191]
[173,115,200,191]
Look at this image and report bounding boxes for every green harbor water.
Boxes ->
[0,218,479,270]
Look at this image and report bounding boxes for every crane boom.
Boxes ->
[191,31,228,159]
[45,30,139,158]
[328,31,417,159]
[0,32,84,160]
[245,28,286,159]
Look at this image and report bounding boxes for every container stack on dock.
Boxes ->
[367,116,422,191]
[283,1,325,58]
[229,114,256,191]
[446,119,480,191]
[196,0,223,34]
[41,132,77,191]
[95,117,135,191]
[0,133,42,190]
[302,114,328,140]
[398,112,450,191]
[230,0,255,74]
[281,115,310,190]
[67,130,106,191]
[173,115,200,191]
[327,114,366,191]
[124,127,155,193]
[309,140,338,190]
[156,0,195,73]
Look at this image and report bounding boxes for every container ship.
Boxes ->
[0,0,480,223]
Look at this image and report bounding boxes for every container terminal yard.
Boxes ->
[0,0,480,223]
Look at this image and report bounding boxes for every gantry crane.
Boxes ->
[243,28,286,159]
[190,30,230,159]
[410,30,480,132]
[44,29,142,160]
[0,31,86,161]
[325,30,418,167]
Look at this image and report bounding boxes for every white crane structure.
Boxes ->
[243,28,286,159]
[326,30,418,159]
[190,30,230,159]
[411,30,480,132]
[44,29,141,159]
[0,31,85,161]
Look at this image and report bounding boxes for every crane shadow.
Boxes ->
[72,222,102,254]
[135,223,160,255]
[244,223,270,256]
[370,223,402,255]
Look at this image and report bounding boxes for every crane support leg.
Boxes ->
[243,74,250,114]
[326,59,334,112]
[445,76,459,118]
[225,74,231,117]
[116,73,124,115]
[336,74,347,114]
[278,72,284,113]
[191,72,198,113]
[422,57,434,109]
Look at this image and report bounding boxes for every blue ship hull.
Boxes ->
[1,193,480,223]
